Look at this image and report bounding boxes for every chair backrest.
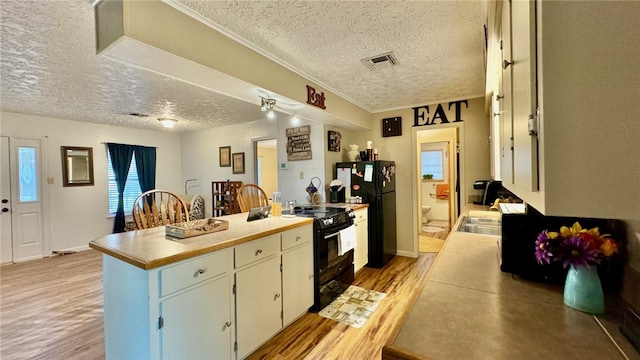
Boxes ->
[236,184,269,213]
[132,190,190,229]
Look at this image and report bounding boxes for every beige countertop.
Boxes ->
[89,213,313,270]
[390,205,638,360]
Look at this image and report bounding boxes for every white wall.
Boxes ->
[0,112,182,253]
[180,118,278,218]
[371,97,491,256]
[277,117,326,205]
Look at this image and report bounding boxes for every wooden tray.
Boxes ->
[165,218,229,239]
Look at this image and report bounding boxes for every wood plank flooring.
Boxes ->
[0,249,437,360]
[0,250,104,360]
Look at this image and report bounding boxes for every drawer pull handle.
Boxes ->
[503,59,513,69]
[308,274,313,280]
[255,249,263,256]
[274,293,281,301]
[224,321,232,329]
[196,268,206,275]
[296,236,301,241]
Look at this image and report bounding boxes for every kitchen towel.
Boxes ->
[338,225,357,256]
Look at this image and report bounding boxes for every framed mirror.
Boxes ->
[61,146,94,187]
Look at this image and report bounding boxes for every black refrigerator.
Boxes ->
[336,160,397,268]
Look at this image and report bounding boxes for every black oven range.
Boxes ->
[293,206,356,311]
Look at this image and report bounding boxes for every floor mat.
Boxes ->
[319,285,386,328]
[422,226,445,233]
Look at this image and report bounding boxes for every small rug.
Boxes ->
[422,226,445,233]
[319,285,387,328]
[419,235,445,253]
[428,220,450,228]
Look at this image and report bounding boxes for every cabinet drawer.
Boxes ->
[160,250,229,297]
[281,224,312,251]
[235,234,279,268]
[355,209,367,223]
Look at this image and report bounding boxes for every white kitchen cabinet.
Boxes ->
[354,208,368,273]
[487,1,638,219]
[160,276,232,359]
[499,0,538,190]
[235,255,282,359]
[102,249,233,360]
[282,241,313,326]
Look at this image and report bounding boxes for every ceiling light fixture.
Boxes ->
[158,117,177,128]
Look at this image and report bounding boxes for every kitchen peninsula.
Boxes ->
[89,213,314,360]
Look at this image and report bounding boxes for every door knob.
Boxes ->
[2,208,8,213]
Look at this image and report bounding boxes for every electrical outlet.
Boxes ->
[299,171,304,179]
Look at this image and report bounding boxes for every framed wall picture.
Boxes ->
[327,130,341,152]
[219,146,231,167]
[232,152,245,174]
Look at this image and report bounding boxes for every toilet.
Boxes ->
[421,205,432,225]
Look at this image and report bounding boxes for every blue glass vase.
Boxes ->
[563,265,605,315]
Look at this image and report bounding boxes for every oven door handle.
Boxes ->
[324,231,341,239]
[322,224,354,239]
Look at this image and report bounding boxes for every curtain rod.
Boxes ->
[100,142,157,148]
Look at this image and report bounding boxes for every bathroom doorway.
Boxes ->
[415,128,459,253]
[254,139,278,199]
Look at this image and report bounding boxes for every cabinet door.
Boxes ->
[160,276,232,359]
[235,256,282,359]
[510,0,538,191]
[282,242,314,325]
[354,209,368,273]
[500,0,514,185]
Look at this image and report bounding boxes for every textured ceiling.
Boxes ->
[0,0,486,133]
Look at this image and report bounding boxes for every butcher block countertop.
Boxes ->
[89,213,313,270]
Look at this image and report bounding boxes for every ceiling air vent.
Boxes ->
[128,113,150,118]
[361,52,399,71]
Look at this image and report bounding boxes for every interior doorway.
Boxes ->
[254,138,278,199]
[414,128,460,253]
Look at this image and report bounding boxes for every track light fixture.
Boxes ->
[260,97,276,112]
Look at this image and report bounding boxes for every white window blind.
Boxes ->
[421,150,444,180]
[107,152,141,215]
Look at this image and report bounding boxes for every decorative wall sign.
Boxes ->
[382,117,402,137]
[327,130,342,152]
[232,152,245,174]
[412,99,468,127]
[306,85,326,109]
[286,125,312,161]
[219,146,231,167]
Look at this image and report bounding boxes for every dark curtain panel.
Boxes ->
[107,143,135,233]
[134,145,157,193]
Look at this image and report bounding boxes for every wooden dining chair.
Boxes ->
[132,189,190,229]
[236,184,270,213]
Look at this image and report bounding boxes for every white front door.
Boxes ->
[8,138,45,262]
[1,137,13,263]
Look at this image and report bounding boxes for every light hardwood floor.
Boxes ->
[1,249,437,360]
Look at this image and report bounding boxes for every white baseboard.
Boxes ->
[396,250,418,258]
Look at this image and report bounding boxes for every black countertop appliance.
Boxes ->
[336,160,397,268]
[328,179,346,203]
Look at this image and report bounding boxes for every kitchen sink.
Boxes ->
[456,216,502,236]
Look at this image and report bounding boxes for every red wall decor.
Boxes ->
[306,85,326,109]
